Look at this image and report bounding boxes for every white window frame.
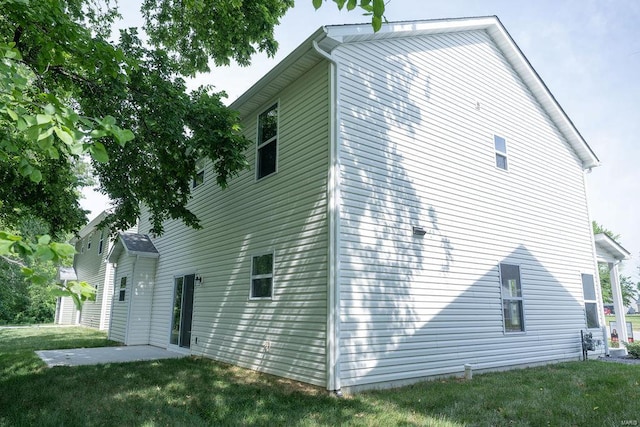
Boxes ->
[494,134,508,171]
[118,276,127,302]
[250,252,274,300]
[192,158,205,189]
[98,229,105,254]
[499,263,525,333]
[87,233,92,251]
[581,273,600,329]
[255,103,279,180]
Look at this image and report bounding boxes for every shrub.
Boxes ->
[623,341,640,358]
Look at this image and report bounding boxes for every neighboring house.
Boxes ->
[54,267,80,325]
[108,17,605,393]
[54,211,117,330]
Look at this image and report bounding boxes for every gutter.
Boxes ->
[313,37,342,395]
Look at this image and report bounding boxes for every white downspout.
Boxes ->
[582,169,606,354]
[313,38,342,394]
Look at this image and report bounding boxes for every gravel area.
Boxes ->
[597,356,640,365]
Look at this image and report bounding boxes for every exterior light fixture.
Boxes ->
[412,226,427,236]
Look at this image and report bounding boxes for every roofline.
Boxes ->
[594,233,631,261]
[230,16,599,169]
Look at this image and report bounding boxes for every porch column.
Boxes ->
[610,261,628,343]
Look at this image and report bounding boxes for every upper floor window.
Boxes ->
[118,277,127,302]
[256,104,278,179]
[87,234,92,250]
[494,135,508,170]
[250,252,274,299]
[581,273,599,329]
[500,263,525,332]
[98,229,105,254]
[192,158,205,188]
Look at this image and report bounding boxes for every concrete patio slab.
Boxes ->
[36,345,188,367]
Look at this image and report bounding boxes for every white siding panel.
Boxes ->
[73,233,115,330]
[139,62,330,386]
[126,257,157,345]
[108,256,133,343]
[335,30,599,389]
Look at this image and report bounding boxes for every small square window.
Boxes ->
[192,158,205,188]
[494,135,508,170]
[250,253,273,299]
[257,104,278,179]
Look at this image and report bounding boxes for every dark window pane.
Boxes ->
[581,274,596,301]
[119,290,125,302]
[252,278,272,298]
[252,254,273,275]
[503,300,524,332]
[500,264,521,297]
[258,141,277,178]
[496,153,508,170]
[585,302,599,328]
[258,105,278,143]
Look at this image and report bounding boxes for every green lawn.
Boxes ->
[1,326,639,426]
[606,314,640,331]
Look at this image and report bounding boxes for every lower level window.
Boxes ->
[582,273,599,329]
[500,263,524,332]
[251,253,273,299]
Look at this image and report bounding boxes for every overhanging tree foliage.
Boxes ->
[1,0,386,308]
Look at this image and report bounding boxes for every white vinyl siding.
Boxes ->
[126,257,156,345]
[139,61,330,386]
[109,257,133,343]
[73,229,114,330]
[334,29,599,389]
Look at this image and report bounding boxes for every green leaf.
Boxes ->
[6,107,18,121]
[90,142,109,163]
[347,0,357,10]
[34,244,55,261]
[38,234,51,245]
[29,168,42,183]
[50,242,76,258]
[313,0,322,10]
[101,115,116,126]
[372,15,382,32]
[54,126,74,145]
[372,0,384,17]
[43,103,56,115]
[0,238,14,255]
[36,114,52,125]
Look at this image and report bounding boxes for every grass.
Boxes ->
[606,314,640,331]
[0,326,639,426]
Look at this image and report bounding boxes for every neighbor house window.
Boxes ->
[192,158,205,188]
[494,135,508,170]
[582,273,599,329]
[250,253,274,299]
[500,263,524,332]
[98,229,105,254]
[118,277,127,302]
[256,103,278,179]
[87,234,92,250]
[80,239,85,254]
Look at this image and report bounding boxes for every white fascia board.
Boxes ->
[594,233,631,262]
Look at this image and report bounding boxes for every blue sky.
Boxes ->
[84,0,639,278]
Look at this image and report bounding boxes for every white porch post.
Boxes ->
[609,261,629,343]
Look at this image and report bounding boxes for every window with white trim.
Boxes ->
[494,135,508,170]
[87,234,92,250]
[250,253,273,299]
[192,158,205,188]
[118,277,127,302]
[256,104,278,179]
[500,263,524,332]
[581,273,599,329]
[98,229,105,254]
